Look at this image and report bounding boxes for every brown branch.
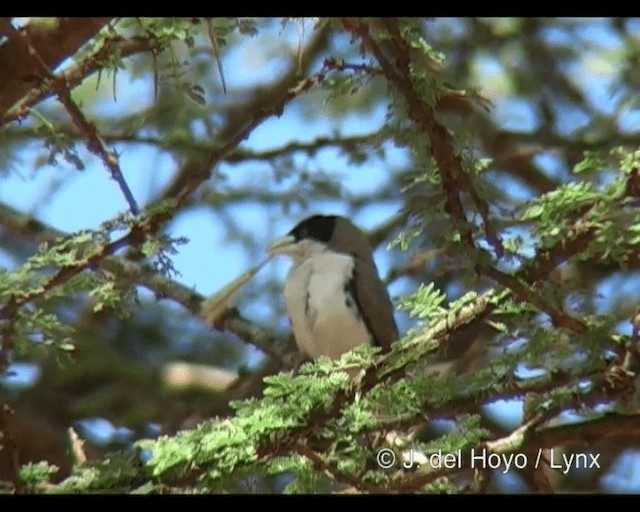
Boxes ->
[47,132,387,162]
[1,34,165,127]
[481,266,587,334]
[4,126,394,181]
[0,201,287,366]
[0,225,145,321]
[0,17,113,118]
[393,366,636,492]
[53,89,140,215]
[352,23,468,241]
[375,368,577,433]
[344,18,503,258]
[210,308,287,366]
[322,57,381,76]
[521,226,598,285]
[391,412,640,492]
[385,249,443,285]
[155,20,334,204]
[4,22,141,216]
[0,58,333,360]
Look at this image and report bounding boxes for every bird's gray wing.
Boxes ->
[348,258,399,352]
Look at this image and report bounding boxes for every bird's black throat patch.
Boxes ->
[289,215,338,244]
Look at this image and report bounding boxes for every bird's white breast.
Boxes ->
[284,252,372,360]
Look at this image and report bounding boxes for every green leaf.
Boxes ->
[573,151,605,174]
[19,461,59,488]
[397,282,447,320]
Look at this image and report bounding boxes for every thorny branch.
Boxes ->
[0,63,337,355]
[343,18,504,258]
[1,34,164,127]
[2,22,141,216]
[0,17,113,118]
[5,129,391,163]
[397,416,638,492]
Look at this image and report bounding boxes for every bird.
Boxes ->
[268,214,398,362]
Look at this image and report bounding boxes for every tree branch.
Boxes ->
[0,17,113,117]
[3,22,141,216]
[344,18,503,258]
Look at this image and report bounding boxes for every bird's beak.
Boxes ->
[267,235,297,257]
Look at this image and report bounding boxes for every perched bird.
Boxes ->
[268,214,398,361]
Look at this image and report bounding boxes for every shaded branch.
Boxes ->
[0,17,113,117]
[155,20,334,204]
[481,265,587,333]
[1,33,165,127]
[344,18,503,258]
[393,366,636,492]
[294,442,375,492]
[6,129,389,162]
[0,201,286,364]
[3,22,141,216]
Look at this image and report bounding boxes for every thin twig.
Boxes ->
[54,90,140,215]
[481,265,587,333]
[294,442,376,492]
[1,35,164,127]
[393,368,635,492]
[3,23,141,216]
[5,128,391,164]
[0,65,333,357]
[344,19,504,259]
[206,19,227,95]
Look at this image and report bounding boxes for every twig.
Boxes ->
[344,19,504,259]
[521,227,597,285]
[3,23,141,216]
[160,59,341,208]
[322,57,382,76]
[0,64,333,357]
[206,19,227,95]
[0,18,113,118]
[348,20,474,247]
[294,442,377,492]
[54,89,140,215]
[1,35,164,127]
[481,265,587,333]
[0,226,140,321]
[5,127,392,165]
[393,367,636,492]
[0,201,289,366]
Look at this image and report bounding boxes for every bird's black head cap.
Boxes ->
[289,215,338,243]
